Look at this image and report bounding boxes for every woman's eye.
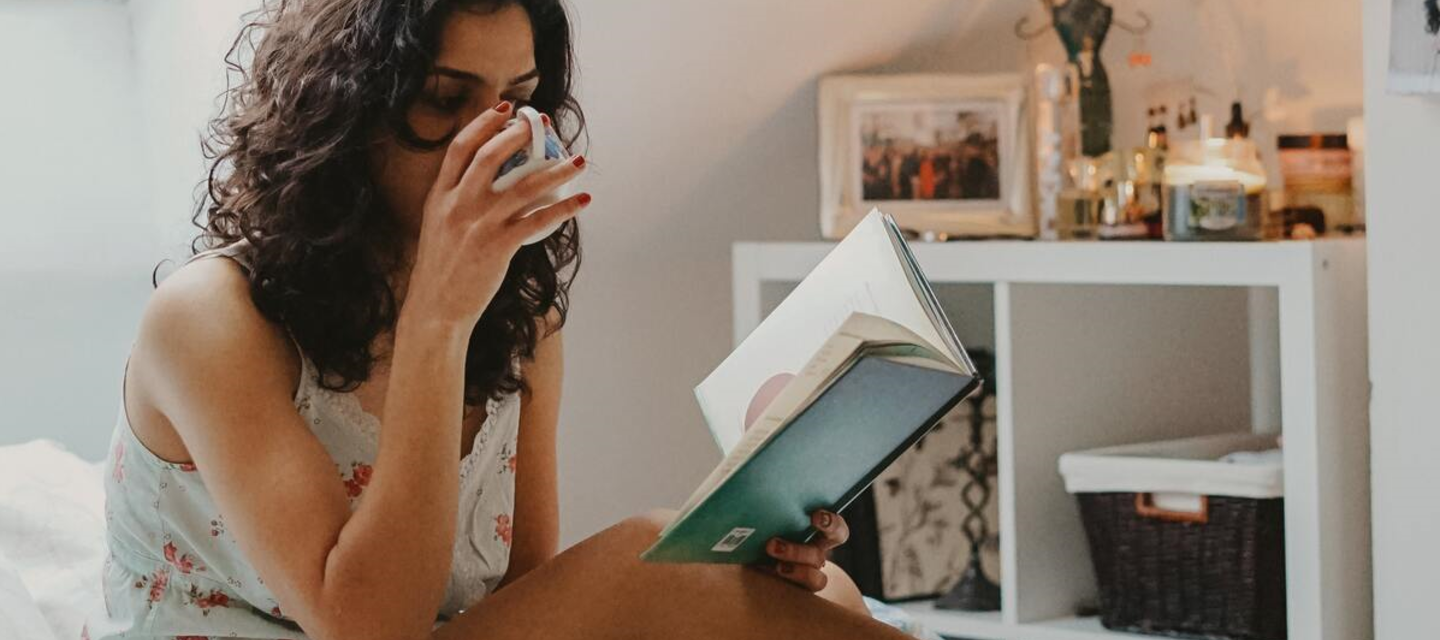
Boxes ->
[424,93,469,112]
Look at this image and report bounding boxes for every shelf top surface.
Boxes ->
[735,237,1366,288]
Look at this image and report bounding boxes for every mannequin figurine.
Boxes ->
[1046,0,1115,157]
[1018,0,1149,156]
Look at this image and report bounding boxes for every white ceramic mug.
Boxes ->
[492,106,573,245]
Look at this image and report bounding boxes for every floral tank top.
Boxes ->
[86,243,522,640]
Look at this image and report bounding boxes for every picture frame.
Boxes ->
[819,74,1035,240]
[1387,0,1440,95]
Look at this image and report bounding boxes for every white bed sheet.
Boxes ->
[0,439,108,640]
[0,545,59,640]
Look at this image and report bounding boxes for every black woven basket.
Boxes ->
[1075,492,1287,640]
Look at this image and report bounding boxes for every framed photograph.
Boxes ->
[820,74,1034,240]
[1388,0,1440,94]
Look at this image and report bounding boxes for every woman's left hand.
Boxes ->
[763,510,849,592]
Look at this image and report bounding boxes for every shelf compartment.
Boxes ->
[1002,283,1264,624]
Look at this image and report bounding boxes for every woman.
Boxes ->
[91,1,914,639]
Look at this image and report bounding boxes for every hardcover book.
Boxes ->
[641,210,982,564]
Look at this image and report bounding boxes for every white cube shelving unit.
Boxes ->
[731,239,1370,640]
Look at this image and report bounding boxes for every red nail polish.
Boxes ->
[577,193,592,206]
[772,540,787,554]
[572,155,586,169]
[541,113,551,126]
[819,512,833,529]
[778,563,792,575]
[495,101,512,113]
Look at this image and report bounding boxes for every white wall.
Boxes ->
[0,0,154,272]
[1362,2,1440,638]
[0,0,156,460]
[0,0,267,459]
[0,0,256,460]
[0,0,1365,547]
[127,0,263,251]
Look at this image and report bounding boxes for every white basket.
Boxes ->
[1059,433,1283,500]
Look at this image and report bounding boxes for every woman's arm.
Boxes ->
[137,261,471,640]
[497,312,564,588]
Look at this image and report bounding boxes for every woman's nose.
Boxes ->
[473,92,506,119]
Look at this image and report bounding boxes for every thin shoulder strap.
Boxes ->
[185,238,256,274]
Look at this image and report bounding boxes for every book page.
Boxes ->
[697,210,965,454]
[882,213,975,373]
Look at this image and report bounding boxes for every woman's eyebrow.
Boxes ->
[433,66,482,83]
[431,66,540,87]
[509,69,540,86]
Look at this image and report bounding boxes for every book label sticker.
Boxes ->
[710,527,756,553]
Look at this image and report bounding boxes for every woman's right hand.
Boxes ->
[404,101,590,329]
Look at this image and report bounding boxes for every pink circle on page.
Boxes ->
[744,372,796,431]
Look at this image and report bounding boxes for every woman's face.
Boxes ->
[370,4,540,240]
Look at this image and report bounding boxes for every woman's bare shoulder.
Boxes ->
[122,256,304,463]
[136,256,300,401]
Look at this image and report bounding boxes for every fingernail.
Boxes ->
[572,155,586,169]
[819,512,834,529]
[494,101,512,113]
[772,540,787,554]
[577,193,592,206]
[778,562,793,575]
[541,113,551,126]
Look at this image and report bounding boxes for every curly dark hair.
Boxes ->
[191,0,583,407]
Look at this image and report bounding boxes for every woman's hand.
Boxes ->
[404,101,590,329]
[763,510,850,592]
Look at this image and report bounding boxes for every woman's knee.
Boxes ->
[626,508,679,534]
[594,509,676,555]
[556,508,681,585]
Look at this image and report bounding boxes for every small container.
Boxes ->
[1055,156,1111,240]
[1055,189,1105,240]
[1163,139,1268,241]
[1060,433,1287,640]
[1057,153,1152,241]
[1278,133,1355,232]
[1101,147,1162,240]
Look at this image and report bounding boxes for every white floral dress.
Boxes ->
[85,244,522,640]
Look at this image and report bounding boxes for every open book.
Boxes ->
[641,210,981,564]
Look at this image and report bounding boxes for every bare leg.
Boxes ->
[433,511,909,640]
[819,561,870,614]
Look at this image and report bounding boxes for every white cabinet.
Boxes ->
[732,239,1370,640]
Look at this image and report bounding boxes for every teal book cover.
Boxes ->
[641,354,980,564]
